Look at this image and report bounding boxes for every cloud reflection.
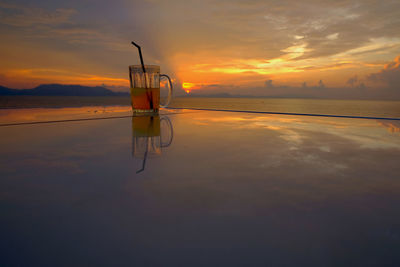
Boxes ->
[189,113,400,150]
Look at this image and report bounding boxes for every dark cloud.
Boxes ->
[318,80,325,89]
[209,0,400,60]
[265,80,274,88]
[346,75,358,87]
[346,75,369,91]
[192,76,399,100]
[0,3,76,26]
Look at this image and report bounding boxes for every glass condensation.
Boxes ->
[130,65,160,89]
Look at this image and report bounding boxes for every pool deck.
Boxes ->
[1,107,400,266]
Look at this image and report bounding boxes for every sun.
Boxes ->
[182,82,195,89]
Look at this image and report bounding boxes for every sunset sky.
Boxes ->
[1,0,400,99]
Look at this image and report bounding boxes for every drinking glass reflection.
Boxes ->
[131,115,173,173]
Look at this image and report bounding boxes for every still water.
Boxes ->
[170,97,400,119]
[0,107,399,266]
[1,96,399,119]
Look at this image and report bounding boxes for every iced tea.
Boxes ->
[130,87,160,113]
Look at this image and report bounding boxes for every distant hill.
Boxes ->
[0,86,17,95]
[0,84,129,96]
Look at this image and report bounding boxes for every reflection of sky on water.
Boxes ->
[379,121,400,133]
[0,108,400,266]
[191,114,400,149]
[0,106,132,124]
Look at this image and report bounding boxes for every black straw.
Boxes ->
[131,41,146,74]
[131,41,153,110]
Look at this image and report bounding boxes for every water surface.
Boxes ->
[1,96,399,119]
[1,108,399,266]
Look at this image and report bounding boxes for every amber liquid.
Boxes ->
[130,87,160,113]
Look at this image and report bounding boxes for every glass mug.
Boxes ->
[129,65,173,113]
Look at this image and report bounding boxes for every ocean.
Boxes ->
[170,97,400,119]
[0,95,399,119]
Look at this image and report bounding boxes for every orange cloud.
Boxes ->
[367,54,400,88]
[0,68,129,89]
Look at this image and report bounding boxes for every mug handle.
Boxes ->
[160,116,174,148]
[160,74,173,108]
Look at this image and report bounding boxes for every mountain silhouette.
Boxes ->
[0,84,129,96]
